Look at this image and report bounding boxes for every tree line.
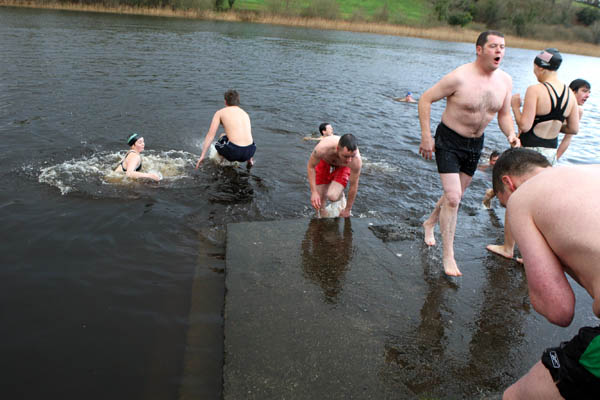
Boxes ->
[433,0,600,44]
[33,0,600,44]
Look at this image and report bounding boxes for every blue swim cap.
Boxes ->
[406,92,412,96]
[127,133,140,146]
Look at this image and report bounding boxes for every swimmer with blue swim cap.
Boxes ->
[114,133,161,181]
[395,91,417,103]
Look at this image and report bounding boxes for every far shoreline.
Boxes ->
[2,0,600,57]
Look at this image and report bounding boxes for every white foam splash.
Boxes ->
[207,143,240,167]
[38,150,198,195]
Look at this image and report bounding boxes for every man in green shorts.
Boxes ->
[493,148,600,399]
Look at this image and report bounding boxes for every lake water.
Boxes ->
[1,6,599,399]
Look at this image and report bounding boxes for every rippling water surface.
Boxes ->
[1,6,599,399]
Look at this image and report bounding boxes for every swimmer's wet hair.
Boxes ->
[570,78,591,92]
[339,133,358,151]
[127,133,140,146]
[224,89,240,106]
[476,30,504,48]
[319,123,330,135]
[490,150,500,158]
[492,148,550,194]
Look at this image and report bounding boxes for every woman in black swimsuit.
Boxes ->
[511,48,578,165]
[487,49,578,261]
[114,133,161,181]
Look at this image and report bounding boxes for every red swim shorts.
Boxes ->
[315,159,351,187]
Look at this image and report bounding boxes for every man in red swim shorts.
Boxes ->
[307,134,362,218]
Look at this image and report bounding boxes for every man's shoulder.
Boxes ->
[494,68,513,85]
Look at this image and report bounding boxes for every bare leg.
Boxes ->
[246,157,254,168]
[423,196,443,246]
[503,361,563,400]
[482,188,495,209]
[315,183,328,218]
[438,173,472,276]
[487,211,523,263]
[326,181,345,203]
[324,181,345,217]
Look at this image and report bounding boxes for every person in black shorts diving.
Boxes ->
[195,90,256,169]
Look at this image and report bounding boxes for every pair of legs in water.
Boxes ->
[423,171,522,275]
[422,172,471,276]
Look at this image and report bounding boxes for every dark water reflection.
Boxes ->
[301,218,354,303]
[1,6,599,399]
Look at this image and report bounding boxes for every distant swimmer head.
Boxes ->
[406,92,412,96]
[127,133,141,146]
[534,48,562,71]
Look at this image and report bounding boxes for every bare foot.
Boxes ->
[482,197,492,209]
[486,244,523,263]
[317,208,328,219]
[423,220,436,246]
[443,257,462,276]
[246,157,254,168]
[482,189,494,209]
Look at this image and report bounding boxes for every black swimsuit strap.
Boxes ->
[120,150,141,171]
[534,83,568,124]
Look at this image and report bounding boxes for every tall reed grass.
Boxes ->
[2,0,599,57]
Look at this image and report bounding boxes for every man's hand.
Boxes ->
[195,157,204,169]
[507,133,521,148]
[339,209,351,218]
[311,192,322,210]
[419,136,435,160]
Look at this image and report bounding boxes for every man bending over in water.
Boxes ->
[307,134,362,218]
[195,89,256,169]
[493,148,600,399]
[418,30,519,276]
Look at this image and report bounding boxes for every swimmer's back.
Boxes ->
[219,106,252,146]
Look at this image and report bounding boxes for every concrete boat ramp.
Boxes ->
[219,217,592,399]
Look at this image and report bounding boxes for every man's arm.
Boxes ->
[195,111,222,168]
[557,106,583,160]
[418,72,460,160]
[497,78,519,147]
[340,162,361,218]
[508,198,575,327]
[556,134,573,160]
[307,149,322,210]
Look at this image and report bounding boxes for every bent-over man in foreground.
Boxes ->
[195,89,256,169]
[307,134,362,218]
[493,148,600,399]
[418,30,519,276]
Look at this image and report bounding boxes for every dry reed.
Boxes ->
[2,0,599,57]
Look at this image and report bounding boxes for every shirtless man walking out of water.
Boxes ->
[493,148,600,399]
[307,134,362,218]
[195,89,256,169]
[418,30,519,276]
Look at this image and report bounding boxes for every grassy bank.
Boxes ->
[2,0,600,57]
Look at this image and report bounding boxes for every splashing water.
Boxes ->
[39,150,198,195]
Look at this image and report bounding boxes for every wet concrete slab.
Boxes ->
[223,217,595,399]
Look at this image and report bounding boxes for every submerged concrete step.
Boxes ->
[222,217,591,399]
[223,218,419,399]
